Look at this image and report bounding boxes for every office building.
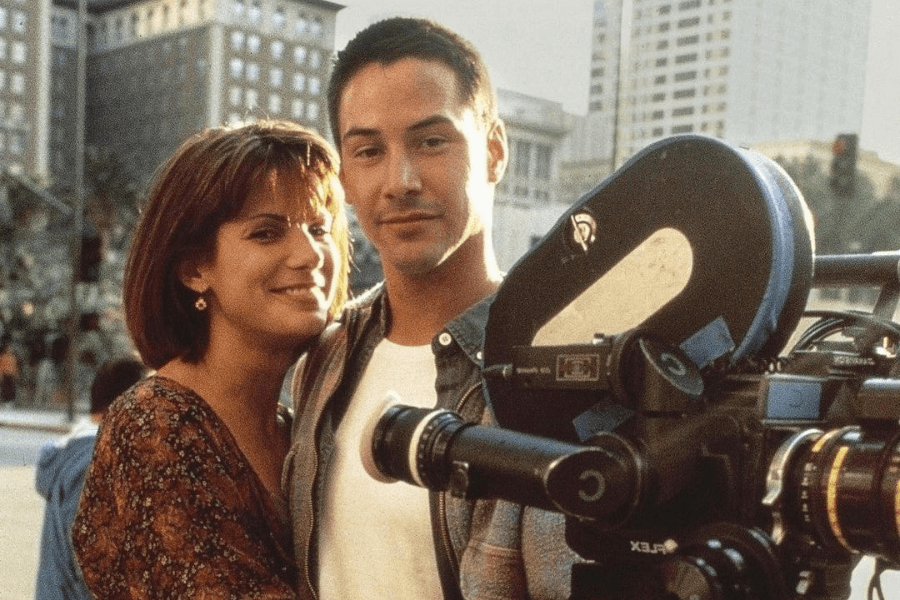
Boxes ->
[0,0,51,180]
[589,0,872,166]
[48,0,341,189]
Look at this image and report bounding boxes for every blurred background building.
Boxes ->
[585,0,872,168]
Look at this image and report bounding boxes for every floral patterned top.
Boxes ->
[72,375,297,599]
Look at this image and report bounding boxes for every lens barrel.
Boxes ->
[367,403,639,521]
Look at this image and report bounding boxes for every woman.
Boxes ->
[72,120,349,598]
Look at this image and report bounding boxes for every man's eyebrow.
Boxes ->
[340,115,455,145]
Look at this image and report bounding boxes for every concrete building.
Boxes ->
[0,0,52,181]
[589,0,872,167]
[46,0,341,190]
[493,89,572,271]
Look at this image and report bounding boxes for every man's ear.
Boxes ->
[487,119,508,184]
[338,168,356,206]
[176,257,209,295]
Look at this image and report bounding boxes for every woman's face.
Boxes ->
[191,168,339,353]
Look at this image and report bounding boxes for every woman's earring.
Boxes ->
[195,296,208,311]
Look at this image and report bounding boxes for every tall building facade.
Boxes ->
[0,0,52,180]
[48,0,341,189]
[589,0,872,166]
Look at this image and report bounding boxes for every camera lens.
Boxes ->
[778,426,900,561]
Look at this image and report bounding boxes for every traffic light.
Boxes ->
[830,133,858,197]
[79,224,102,283]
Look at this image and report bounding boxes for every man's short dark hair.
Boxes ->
[89,356,148,415]
[327,17,498,150]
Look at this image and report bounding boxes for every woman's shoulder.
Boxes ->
[102,375,224,448]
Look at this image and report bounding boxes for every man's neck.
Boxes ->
[383,251,501,346]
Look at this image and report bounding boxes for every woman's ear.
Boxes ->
[487,119,508,184]
[176,258,209,295]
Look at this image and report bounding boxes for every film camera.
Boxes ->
[363,136,900,599]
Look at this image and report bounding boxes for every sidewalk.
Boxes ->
[0,403,82,434]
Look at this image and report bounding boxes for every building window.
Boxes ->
[310,17,323,38]
[247,34,260,54]
[245,89,258,108]
[10,72,23,95]
[271,40,284,60]
[672,124,694,134]
[672,106,695,117]
[0,8,6,30]
[306,102,319,120]
[296,13,309,36]
[674,70,697,81]
[270,67,283,87]
[229,57,243,79]
[268,94,281,114]
[675,53,698,64]
[291,99,304,119]
[248,1,262,25]
[292,72,305,92]
[246,62,259,82]
[673,88,696,99]
[513,140,532,177]
[273,7,286,30]
[232,0,245,20]
[229,86,242,106]
[293,45,307,65]
[12,10,25,33]
[677,17,700,28]
[535,144,553,180]
[230,30,245,50]
[654,75,667,85]
[309,50,321,69]
[9,132,23,155]
[308,76,320,94]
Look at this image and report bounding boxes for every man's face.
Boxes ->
[337,57,505,278]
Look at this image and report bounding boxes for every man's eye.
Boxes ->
[421,136,448,150]
[352,145,382,159]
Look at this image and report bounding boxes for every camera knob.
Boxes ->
[662,556,724,600]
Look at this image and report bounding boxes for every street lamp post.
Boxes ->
[65,0,88,422]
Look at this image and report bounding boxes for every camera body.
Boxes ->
[486,321,900,600]
[364,136,900,599]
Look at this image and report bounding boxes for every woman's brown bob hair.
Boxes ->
[123,119,349,370]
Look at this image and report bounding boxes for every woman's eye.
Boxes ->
[249,227,281,241]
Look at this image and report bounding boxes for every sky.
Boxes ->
[332,0,900,166]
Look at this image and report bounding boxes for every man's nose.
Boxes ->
[384,150,422,198]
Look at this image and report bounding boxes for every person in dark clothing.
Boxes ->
[34,355,148,600]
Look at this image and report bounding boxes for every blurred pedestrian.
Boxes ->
[33,336,68,408]
[71,120,349,599]
[34,355,148,600]
[0,338,19,405]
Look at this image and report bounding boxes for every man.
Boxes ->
[34,356,148,600]
[286,17,578,600]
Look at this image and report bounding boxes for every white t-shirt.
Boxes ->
[318,338,443,600]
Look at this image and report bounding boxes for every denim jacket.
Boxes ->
[283,284,579,600]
